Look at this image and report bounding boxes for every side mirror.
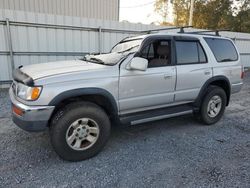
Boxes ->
[128,57,148,71]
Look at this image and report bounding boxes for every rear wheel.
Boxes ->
[198,86,227,125]
[50,101,111,161]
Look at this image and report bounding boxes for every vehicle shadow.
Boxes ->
[8,114,198,164]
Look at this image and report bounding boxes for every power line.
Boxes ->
[120,1,155,9]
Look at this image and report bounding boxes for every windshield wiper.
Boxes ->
[117,45,139,53]
[80,56,105,64]
[80,56,90,62]
[89,57,105,64]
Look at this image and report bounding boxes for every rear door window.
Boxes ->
[204,38,238,62]
[175,41,207,64]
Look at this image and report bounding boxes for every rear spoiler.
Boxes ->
[12,68,34,86]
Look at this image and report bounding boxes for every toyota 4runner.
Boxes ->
[9,33,244,161]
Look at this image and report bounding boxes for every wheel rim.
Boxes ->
[207,95,222,118]
[66,118,100,151]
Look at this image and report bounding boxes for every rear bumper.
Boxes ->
[9,88,55,132]
[231,82,243,94]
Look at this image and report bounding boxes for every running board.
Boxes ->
[131,110,192,125]
[119,104,193,125]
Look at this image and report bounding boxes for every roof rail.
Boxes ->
[184,29,231,36]
[140,26,193,34]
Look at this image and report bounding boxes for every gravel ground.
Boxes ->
[0,73,249,188]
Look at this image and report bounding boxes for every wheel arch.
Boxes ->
[194,76,231,107]
[48,88,119,123]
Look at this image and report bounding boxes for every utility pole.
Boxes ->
[189,0,195,26]
[165,0,168,23]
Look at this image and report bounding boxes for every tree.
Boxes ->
[154,0,190,26]
[154,0,169,23]
[154,0,250,33]
[193,0,234,30]
[232,0,250,32]
[171,0,190,26]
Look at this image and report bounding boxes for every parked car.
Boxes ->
[10,32,244,161]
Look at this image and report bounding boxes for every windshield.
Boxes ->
[111,39,142,53]
[81,38,143,65]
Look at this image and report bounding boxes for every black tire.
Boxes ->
[197,85,227,125]
[50,101,111,161]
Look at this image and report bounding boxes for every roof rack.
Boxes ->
[184,29,231,36]
[140,26,231,37]
[140,26,193,34]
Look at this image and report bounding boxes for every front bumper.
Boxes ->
[9,88,55,132]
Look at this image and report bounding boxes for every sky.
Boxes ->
[119,0,173,25]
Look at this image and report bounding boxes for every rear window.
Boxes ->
[204,38,238,62]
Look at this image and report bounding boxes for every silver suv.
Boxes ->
[9,33,244,161]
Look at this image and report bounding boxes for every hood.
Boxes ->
[20,60,107,80]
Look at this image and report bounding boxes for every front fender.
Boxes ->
[48,87,118,115]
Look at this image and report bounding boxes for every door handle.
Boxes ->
[204,70,211,75]
[164,74,172,79]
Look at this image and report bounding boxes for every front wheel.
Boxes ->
[198,86,227,125]
[50,101,111,161]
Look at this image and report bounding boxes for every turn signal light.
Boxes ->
[31,87,41,100]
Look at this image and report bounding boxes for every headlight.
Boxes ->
[16,83,42,101]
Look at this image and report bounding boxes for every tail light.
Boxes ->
[241,66,244,79]
[241,71,244,79]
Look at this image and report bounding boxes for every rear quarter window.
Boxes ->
[204,38,238,62]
